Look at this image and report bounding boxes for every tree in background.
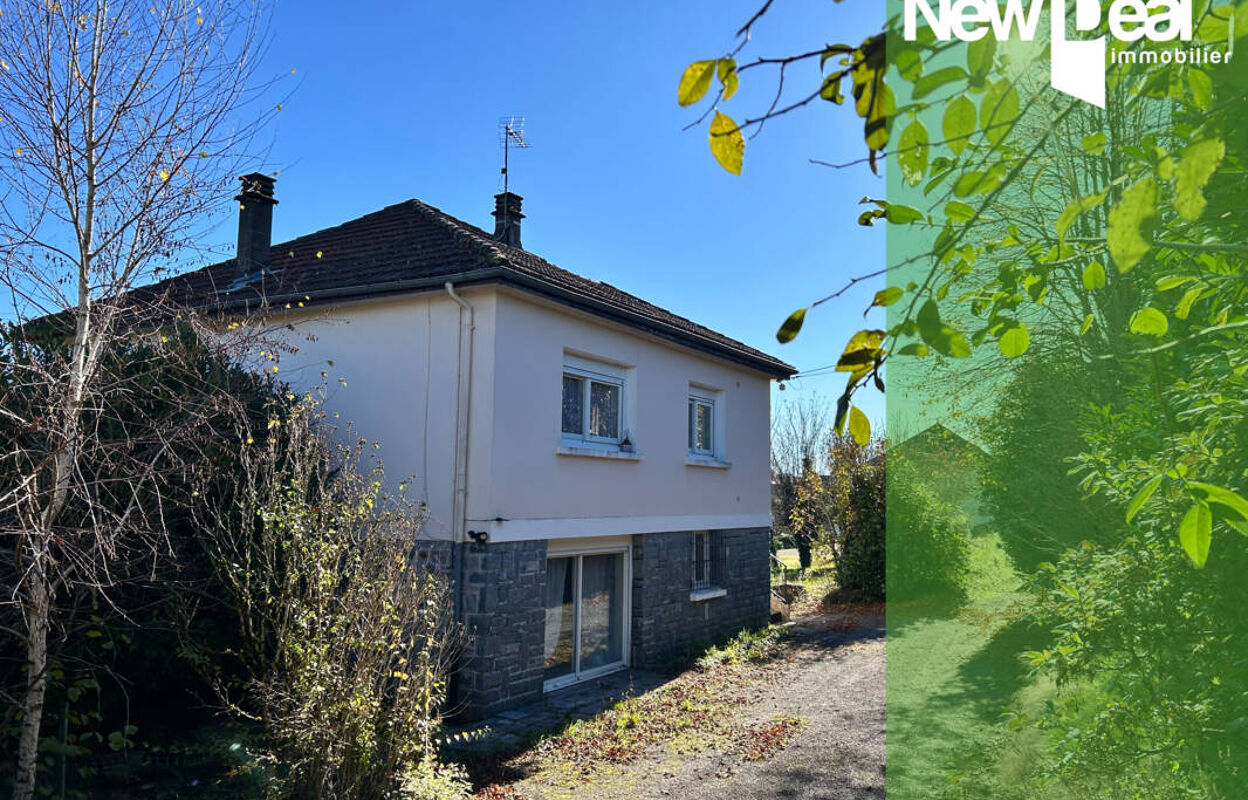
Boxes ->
[827,434,886,601]
[0,1,279,795]
[787,455,831,571]
[770,394,832,555]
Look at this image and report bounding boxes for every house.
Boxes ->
[892,422,988,527]
[146,174,795,718]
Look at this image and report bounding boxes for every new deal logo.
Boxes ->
[903,0,1225,108]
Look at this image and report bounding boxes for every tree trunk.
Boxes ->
[13,564,51,800]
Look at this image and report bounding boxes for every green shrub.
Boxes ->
[886,459,972,603]
[833,452,886,600]
[398,758,472,800]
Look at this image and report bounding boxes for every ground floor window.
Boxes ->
[544,549,628,690]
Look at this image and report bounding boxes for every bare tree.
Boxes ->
[770,393,833,552]
[0,2,277,796]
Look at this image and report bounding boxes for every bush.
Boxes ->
[197,398,462,800]
[398,758,472,800]
[833,449,886,600]
[886,459,972,604]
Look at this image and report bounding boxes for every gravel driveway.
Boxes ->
[492,610,886,800]
[653,615,886,800]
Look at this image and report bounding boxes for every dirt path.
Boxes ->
[652,616,885,800]
[490,611,885,800]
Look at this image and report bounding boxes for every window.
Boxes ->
[562,367,623,443]
[692,531,714,590]
[688,394,714,455]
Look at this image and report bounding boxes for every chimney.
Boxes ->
[234,173,277,281]
[491,192,524,249]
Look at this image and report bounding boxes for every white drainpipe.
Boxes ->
[445,282,475,623]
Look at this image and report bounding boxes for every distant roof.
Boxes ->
[894,423,986,458]
[137,198,795,378]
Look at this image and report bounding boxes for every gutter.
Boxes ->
[203,265,795,379]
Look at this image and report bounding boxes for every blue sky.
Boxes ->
[228,0,886,425]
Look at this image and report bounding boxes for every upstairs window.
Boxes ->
[562,367,623,443]
[688,393,715,456]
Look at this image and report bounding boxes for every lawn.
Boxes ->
[887,531,1075,800]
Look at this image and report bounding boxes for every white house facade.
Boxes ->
[148,176,794,716]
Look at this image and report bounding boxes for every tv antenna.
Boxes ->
[498,116,531,194]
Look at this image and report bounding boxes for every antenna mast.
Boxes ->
[498,116,531,195]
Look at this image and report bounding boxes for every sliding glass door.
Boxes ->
[543,550,628,690]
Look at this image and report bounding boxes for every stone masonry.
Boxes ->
[630,527,771,667]
[455,539,548,719]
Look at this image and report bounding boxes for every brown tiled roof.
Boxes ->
[141,198,796,378]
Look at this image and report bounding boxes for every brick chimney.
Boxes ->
[491,192,524,249]
[234,173,277,281]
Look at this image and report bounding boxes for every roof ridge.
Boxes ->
[405,198,513,267]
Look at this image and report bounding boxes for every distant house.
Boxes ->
[143,175,795,718]
[892,423,988,527]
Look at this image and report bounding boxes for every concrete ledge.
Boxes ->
[556,445,643,461]
[685,455,731,469]
[689,586,728,602]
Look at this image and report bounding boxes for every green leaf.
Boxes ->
[776,307,807,344]
[1081,132,1107,154]
[1187,483,1248,531]
[885,204,924,224]
[913,66,968,100]
[708,111,744,175]
[1107,176,1158,272]
[980,80,1019,145]
[1057,190,1108,241]
[898,342,930,356]
[834,393,850,434]
[1175,283,1206,319]
[678,60,717,106]
[1080,313,1095,335]
[1129,307,1169,336]
[872,287,904,308]
[717,58,739,100]
[898,120,929,187]
[848,405,871,446]
[945,201,975,222]
[1179,502,1212,567]
[1082,261,1107,290]
[967,37,996,80]
[1174,138,1225,221]
[953,171,987,197]
[896,48,923,81]
[917,298,971,358]
[1125,474,1163,523]
[943,95,977,155]
[997,321,1030,357]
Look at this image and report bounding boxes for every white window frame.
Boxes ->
[543,540,632,693]
[562,366,625,445]
[688,392,716,457]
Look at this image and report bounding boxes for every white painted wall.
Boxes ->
[274,284,775,543]
[481,288,773,540]
[274,288,498,541]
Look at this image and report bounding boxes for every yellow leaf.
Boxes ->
[709,112,744,176]
[14,148,22,156]
[677,60,717,106]
[159,169,169,181]
[848,405,871,446]
[316,251,323,259]
[195,15,202,24]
